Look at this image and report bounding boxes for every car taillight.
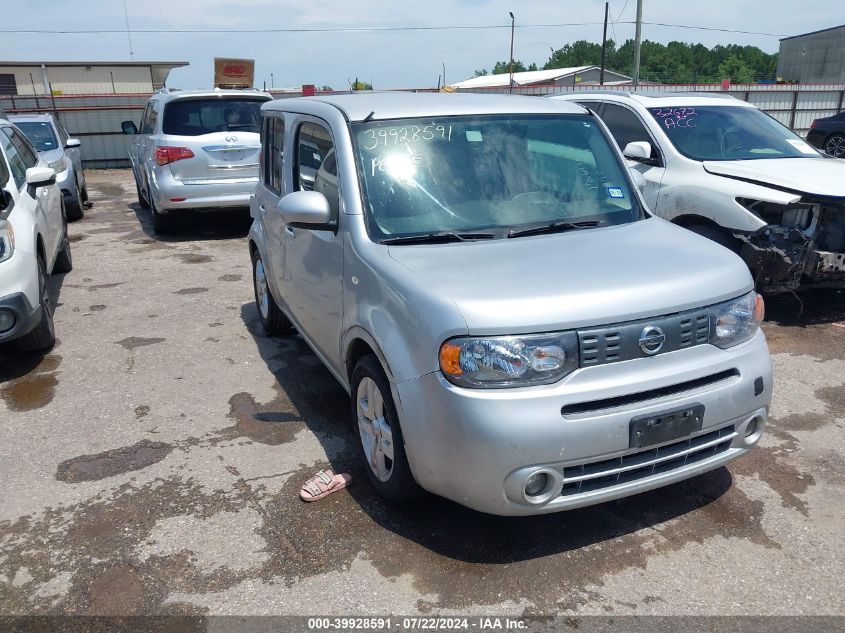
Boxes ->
[155,146,194,165]
[810,120,817,129]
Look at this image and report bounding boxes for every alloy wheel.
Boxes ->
[356,376,394,482]
[825,135,845,158]
[254,258,270,319]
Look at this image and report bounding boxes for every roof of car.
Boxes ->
[263,91,586,122]
[153,88,272,101]
[550,91,755,108]
[8,113,56,122]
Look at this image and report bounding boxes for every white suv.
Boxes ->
[0,119,72,354]
[551,92,845,293]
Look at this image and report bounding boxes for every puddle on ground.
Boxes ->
[175,288,209,295]
[135,405,150,419]
[175,253,213,264]
[115,337,166,350]
[68,234,86,243]
[0,354,62,412]
[55,440,173,483]
[88,305,107,312]
[218,274,243,282]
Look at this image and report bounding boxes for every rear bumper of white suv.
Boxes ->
[150,167,258,212]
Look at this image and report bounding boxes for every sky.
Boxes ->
[1,0,841,90]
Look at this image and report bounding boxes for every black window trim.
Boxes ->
[593,100,665,168]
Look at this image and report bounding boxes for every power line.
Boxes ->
[0,21,787,37]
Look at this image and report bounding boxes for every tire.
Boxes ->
[251,248,291,334]
[53,212,73,274]
[824,134,845,159]
[687,224,739,253]
[66,180,84,221]
[17,255,56,354]
[136,176,150,209]
[351,355,423,503]
[150,197,176,234]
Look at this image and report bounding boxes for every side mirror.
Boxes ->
[121,120,138,135]
[25,166,56,187]
[623,141,654,163]
[277,191,332,227]
[628,168,646,191]
[65,138,81,148]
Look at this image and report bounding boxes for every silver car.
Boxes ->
[248,93,772,516]
[123,88,272,233]
[9,113,87,220]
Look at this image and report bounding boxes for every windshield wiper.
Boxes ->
[507,220,602,239]
[381,231,496,245]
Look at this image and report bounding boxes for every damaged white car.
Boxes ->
[551,92,845,293]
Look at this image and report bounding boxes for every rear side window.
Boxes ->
[261,116,284,195]
[163,98,265,136]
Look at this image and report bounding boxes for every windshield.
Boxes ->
[353,114,641,241]
[14,121,59,152]
[648,106,819,161]
[162,98,265,136]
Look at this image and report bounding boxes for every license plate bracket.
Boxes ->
[629,403,705,449]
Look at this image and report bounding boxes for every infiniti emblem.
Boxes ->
[225,135,238,143]
[638,325,666,355]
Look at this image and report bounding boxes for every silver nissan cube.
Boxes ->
[248,93,772,516]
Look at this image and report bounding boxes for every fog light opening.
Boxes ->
[743,416,764,445]
[0,309,15,334]
[524,472,549,497]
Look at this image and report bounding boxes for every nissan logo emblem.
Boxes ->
[225,135,238,143]
[639,325,666,355]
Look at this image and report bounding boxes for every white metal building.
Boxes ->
[0,61,188,96]
[450,66,633,90]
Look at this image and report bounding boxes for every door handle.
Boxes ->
[258,205,265,215]
[285,226,295,239]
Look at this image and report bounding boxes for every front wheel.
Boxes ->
[687,224,739,253]
[251,248,290,335]
[53,210,73,274]
[824,134,845,158]
[351,355,422,503]
[17,255,56,353]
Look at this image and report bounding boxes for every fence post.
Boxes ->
[838,90,844,114]
[789,90,799,131]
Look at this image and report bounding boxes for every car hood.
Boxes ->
[387,218,752,334]
[703,158,845,199]
[39,148,65,164]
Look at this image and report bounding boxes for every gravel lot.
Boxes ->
[1,169,844,617]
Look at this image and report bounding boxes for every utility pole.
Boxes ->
[600,2,609,85]
[633,0,643,87]
[508,11,515,94]
[442,62,446,87]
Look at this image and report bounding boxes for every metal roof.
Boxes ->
[0,61,189,68]
[264,91,586,122]
[779,24,845,41]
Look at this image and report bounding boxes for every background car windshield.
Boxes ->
[15,122,58,152]
[648,106,817,161]
[162,98,264,136]
[353,114,640,239]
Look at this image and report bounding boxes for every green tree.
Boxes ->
[352,78,373,90]
[717,55,755,84]
[473,69,488,77]
[492,60,528,74]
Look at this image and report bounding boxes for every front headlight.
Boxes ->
[708,291,764,349]
[48,157,68,174]
[439,332,579,388]
[0,220,15,264]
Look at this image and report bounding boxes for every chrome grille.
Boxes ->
[578,309,710,367]
[560,425,736,497]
